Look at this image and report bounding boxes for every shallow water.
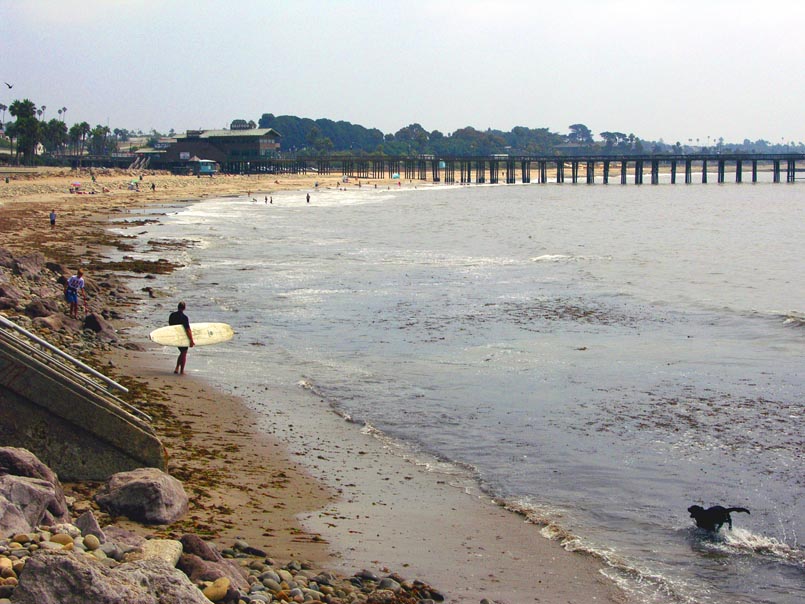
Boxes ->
[120,179,804,604]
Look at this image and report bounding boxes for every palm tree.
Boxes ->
[0,103,6,126]
[40,105,46,121]
[61,107,67,122]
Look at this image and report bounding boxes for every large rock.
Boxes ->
[12,253,46,279]
[83,312,117,340]
[178,534,248,590]
[0,447,69,523]
[141,539,183,567]
[95,468,188,525]
[12,550,210,604]
[24,298,59,318]
[0,282,24,303]
[0,492,31,536]
[74,510,106,543]
[0,475,63,535]
[32,314,65,331]
[0,248,15,269]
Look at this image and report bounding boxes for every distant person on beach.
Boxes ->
[306,193,310,203]
[169,301,194,375]
[49,209,56,228]
[64,269,87,319]
[151,182,156,191]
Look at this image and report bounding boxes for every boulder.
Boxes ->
[0,249,14,269]
[32,314,64,332]
[0,447,69,521]
[0,282,23,303]
[95,468,188,525]
[24,298,58,319]
[12,253,45,279]
[102,525,146,550]
[83,313,117,340]
[45,261,65,276]
[12,550,210,604]
[0,476,63,536]
[122,558,211,603]
[74,510,106,544]
[178,534,248,590]
[0,492,31,536]
[141,539,183,567]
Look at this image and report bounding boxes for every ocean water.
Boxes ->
[118,179,804,604]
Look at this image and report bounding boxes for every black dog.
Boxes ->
[688,505,750,532]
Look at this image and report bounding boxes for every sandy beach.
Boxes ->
[0,168,625,603]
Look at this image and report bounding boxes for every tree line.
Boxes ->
[2,96,803,166]
[0,98,152,165]
[257,114,803,158]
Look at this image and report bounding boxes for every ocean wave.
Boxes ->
[779,311,805,328]
[707,528,805,568]
[504,499,693,604]
[530,254,613,263]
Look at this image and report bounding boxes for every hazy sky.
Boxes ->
[3,0,805,144]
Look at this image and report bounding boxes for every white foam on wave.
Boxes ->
[531,253,613,263]
[505,498,699,604]
[715,528,805,567]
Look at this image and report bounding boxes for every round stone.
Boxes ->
[83,534,101,551]
[49,534,73,546]
[202,577,230,602]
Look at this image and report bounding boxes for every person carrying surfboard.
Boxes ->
[168,301,195,374]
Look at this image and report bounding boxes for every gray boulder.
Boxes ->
[0,475,61,535]
[0,492,31,536]
[178,533,248,590]
[83,312,117,340]
[0,282,23,303]
[95,468,188,525]
[0,248,14,269]
[12,550,210,604]
[12,253,46,279]
[32,314,65,332]
[74,509,106,544]
[0,447,69,521]
[24,298,58,318]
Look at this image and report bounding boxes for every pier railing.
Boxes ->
[223,152,805,185]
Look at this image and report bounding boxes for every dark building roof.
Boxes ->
[179,128,281,140]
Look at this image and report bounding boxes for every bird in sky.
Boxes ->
[3,82,12,89]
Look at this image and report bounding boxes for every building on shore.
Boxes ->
[149,128,282,173]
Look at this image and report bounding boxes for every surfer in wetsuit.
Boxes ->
[169,301,194,374]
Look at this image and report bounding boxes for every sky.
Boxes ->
[3,0,805,144]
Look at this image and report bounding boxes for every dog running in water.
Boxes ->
[688,505,750,532]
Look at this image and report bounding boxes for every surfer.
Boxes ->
[64,269,87,319]
[169,301,195,374]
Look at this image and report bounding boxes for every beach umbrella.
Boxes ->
[71,181,81,186]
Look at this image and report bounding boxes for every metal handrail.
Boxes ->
[0,314,128,393]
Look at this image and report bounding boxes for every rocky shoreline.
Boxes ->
[0,178,447,603]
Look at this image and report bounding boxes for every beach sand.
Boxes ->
[0,168,625,603]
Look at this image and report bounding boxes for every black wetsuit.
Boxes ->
[169,309,190,351]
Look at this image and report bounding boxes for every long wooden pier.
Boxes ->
[226,153,805,184]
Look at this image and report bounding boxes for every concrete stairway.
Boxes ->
[0,315,166,480]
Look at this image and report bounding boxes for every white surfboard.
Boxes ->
[149,322,234,347]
